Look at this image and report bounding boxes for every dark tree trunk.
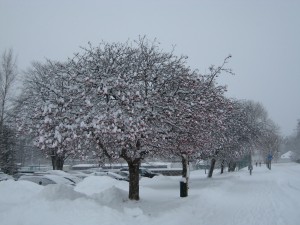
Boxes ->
[51,156,55,170]
[128,161,140,201]
[120,147,141,201]
[181,154,189,197]
[208,158,216,178]
[51,156,64,170]
[267,160,272,170]
[220,160,224,174]
[181,155,188,178]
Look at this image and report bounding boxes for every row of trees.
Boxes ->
[2,38,281,200]
[283,120,300,161]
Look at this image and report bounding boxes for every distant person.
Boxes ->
[256,162,258,167]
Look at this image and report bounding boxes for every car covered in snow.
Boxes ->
[92,171,129,182]
[0,172,13,181]
[18,174,76,186]
[67,170,91,179]
[44,170,82,184]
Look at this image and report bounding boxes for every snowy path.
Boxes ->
[140,163,300,225]
[0,163,299,225]
[187,164,300,225]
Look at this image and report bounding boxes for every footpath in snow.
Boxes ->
[0,163,299,225]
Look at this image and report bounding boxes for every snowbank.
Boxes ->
[75,175,128,195]
[0,163,300,225]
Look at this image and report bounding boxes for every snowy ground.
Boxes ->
[1,163,299,225]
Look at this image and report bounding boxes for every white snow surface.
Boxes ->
[1,163,300,225]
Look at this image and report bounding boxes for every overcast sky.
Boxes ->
[1,0,299,136]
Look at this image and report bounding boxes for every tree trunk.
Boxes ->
[181,154,189,178]
[51,156,64,170]
[128,161,140,201]
[228,161,236,172]
[267,160,272,170]
[220,160,224,174]
[208,158,216,178]
[232,162,236,171]
[181,154,189,197]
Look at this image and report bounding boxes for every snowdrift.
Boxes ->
[0,163,300,225]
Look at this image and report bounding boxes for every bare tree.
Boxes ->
[0,49,18,173]
[0,49,18,126]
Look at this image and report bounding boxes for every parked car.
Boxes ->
[114,170,130,178]
[120,167,159,178]
[115,170,142,180]
[0,172,13,181]
[67,170,91,179]
[13,172,34,180]
[92,171,129,182]
[44,170,82,184]
[18,174,76,186]
[106,171,129,182]
[140,167,160,178]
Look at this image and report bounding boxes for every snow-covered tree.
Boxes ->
[216,100,258,174]
[205,99,278,177]
[158,64,232,190]
[258,120,281,169]
[69,38,207,200]
[16,61,86,170]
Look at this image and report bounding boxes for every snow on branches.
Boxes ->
[15,37,279,199]
[16,61,87,169]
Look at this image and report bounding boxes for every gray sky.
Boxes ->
[1,0,299,136]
